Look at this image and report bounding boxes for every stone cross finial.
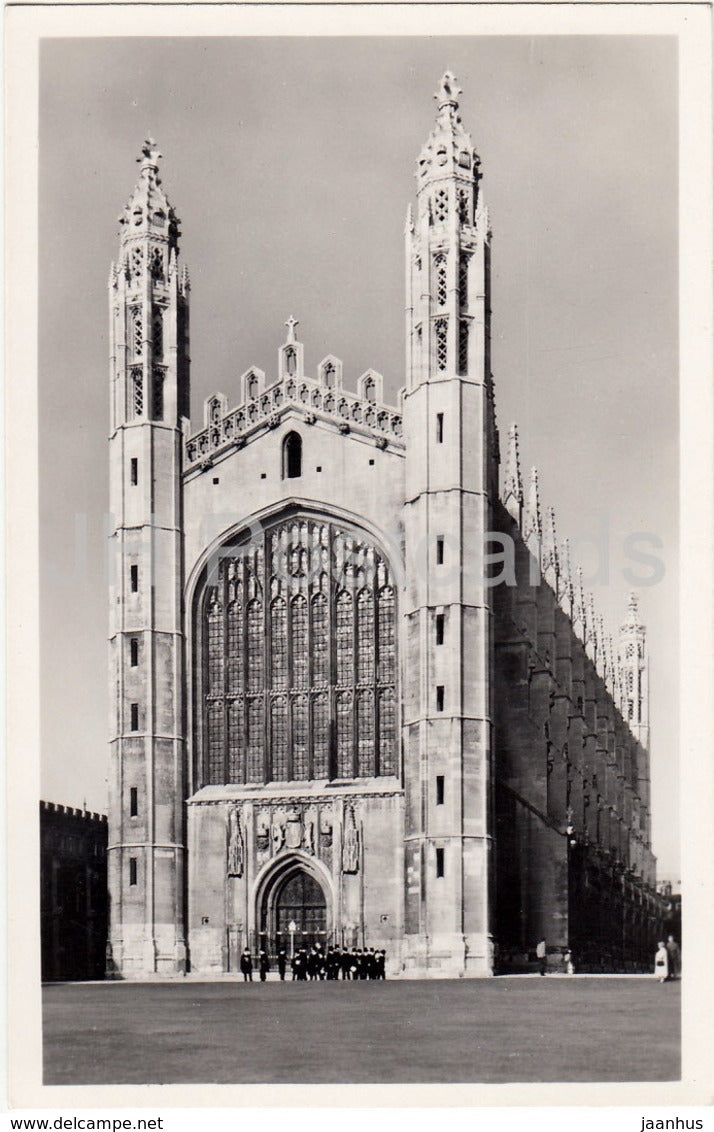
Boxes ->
[435,71,462,110]
[285,315,299,342]
[138,137,162,166]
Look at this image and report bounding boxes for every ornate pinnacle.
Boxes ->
[558,537,573,609]
[573,566,586,641]
[285,315,299,343]
[405,203,414,234]
[542,505,559,587]
[502,423,522,520]
[435,71,462,112]
[138,137,162,167]
[522,466,541,545]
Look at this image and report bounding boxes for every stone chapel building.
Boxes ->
[107,73,661,978]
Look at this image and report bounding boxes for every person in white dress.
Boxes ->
[654,941,668,983]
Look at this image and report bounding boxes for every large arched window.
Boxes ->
[198,516,399,785]
[282,431,302,479]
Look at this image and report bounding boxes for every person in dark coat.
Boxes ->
[341,948,352,980]
[291,952,300,981]
[277,949,287,981]
[240,948,253,982]
[665,935,681,981]
[297,948,308,981]
[367,947,377,979]
[259,948,269,982]
[376,949,386,980]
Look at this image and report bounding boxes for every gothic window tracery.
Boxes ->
[132,311,144,358]
[435,254,447,307]
[434,188,449,223]
[458,321,469,375]
[435,318,448,372]
[153,312,163,357]
[150,246,164,280]
[152,368,164,420]
[131,246,143,278]
[199,518,398,785]
[459,254,470,306]
[131,367,144,418]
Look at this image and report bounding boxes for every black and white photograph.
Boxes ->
[5,1,713,1118]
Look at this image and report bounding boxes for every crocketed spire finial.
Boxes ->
[627,591,640,624]
[435,71,462,112]
[138,137,162,171]
[285,316,299,343]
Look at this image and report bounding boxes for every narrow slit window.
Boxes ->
[129,857,138,886]
[436,685,445,712]
[130,458,138,486]
[436,413,444,444]
[130,565,138,593]
[436,775,445,806]
[282,431,302,479]
[130,638,139,667]
[435,613,445,645]
[436,847,445,878]
[129,786,138,817]
[130,702,139,731]
[436,537,445,565]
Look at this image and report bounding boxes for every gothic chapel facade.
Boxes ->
[108,74,660,978]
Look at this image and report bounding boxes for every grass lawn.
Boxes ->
[43,976,680,1085]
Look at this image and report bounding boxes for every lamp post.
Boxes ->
[289,919,297,960]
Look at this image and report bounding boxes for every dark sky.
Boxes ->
[38,35,679,875]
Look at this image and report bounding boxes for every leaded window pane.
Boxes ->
[207,598,223,693]
[270,696,289,779]
[246,697,264,781]
[377,587,396,683]
[207,700,224,783]
[379,686,397,775]
[337,690,354,777]
[336,591,353,686]
[292,695,309,780]
[357,689,375,776]
[312,692,329,778]
[271,598,288,689]
[312,593,329,686]
[227,698,244,783]
[291,596,308,689]
[247,600,264,691]
[200,518,398,786]
[227,601,243,692]
[357,589,375,683]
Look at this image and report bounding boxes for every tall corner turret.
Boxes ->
[107,141,189,977]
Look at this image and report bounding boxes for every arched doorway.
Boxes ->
[260,863,329,957]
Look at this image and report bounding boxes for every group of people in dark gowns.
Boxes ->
[239,942,387,981]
